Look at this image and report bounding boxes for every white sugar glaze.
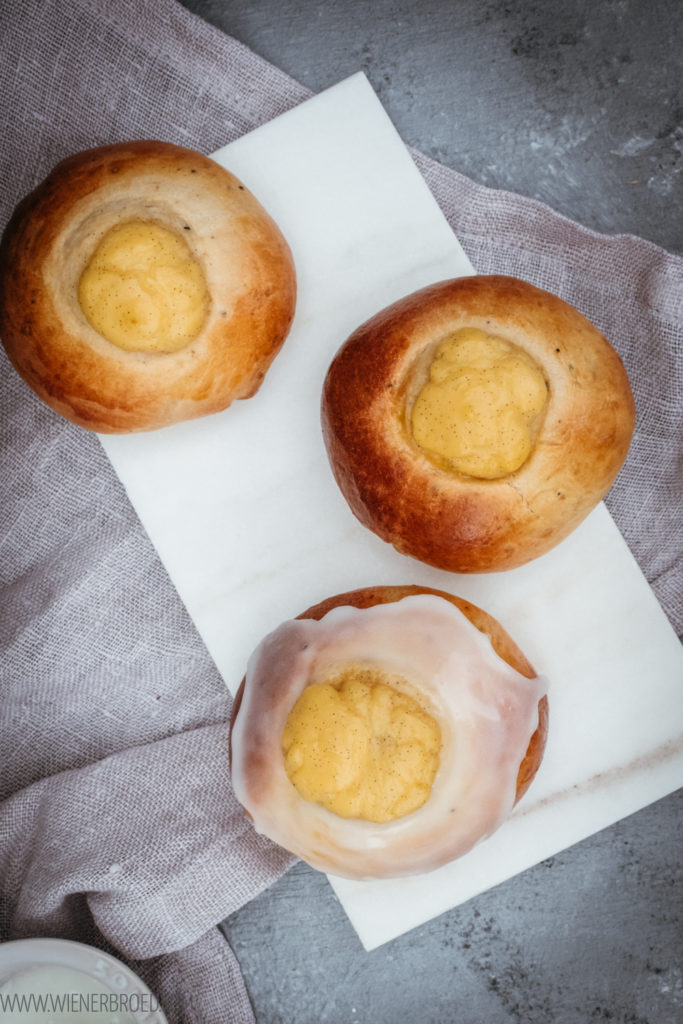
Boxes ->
[231,595,548,879]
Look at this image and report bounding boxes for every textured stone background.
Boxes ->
[178,2,682,1022]
[181,0,682,252]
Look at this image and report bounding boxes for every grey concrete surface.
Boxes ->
[176,1,683,1021]
[221,796,682,1024]
[180,0,682,252]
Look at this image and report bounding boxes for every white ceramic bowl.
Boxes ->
[0,938,168,1023]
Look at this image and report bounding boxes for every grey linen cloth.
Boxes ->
[0,1,681,1022]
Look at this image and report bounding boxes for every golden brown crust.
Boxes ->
[321,275,635,571]
[0,141,296,432]
[229,584,548,805]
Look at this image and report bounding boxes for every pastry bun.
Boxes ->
[0,141,296,433]
[230,585,548,879]
[322,275,635,572]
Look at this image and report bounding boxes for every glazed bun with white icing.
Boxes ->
[0,140,296,433]
[229,585,548,880]
[322,275,635,572]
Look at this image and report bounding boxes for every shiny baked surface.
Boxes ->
[322,275,635,572]
[0,140,296,433]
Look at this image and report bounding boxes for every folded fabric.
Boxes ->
[1,1,680,1023]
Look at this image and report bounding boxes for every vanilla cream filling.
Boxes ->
[410,327,548,479]
[78,220,209,353]
[282,666,442,824]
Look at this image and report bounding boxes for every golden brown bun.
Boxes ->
[0,141,296,433]
[230,584,548,805]
[322,275,635,572]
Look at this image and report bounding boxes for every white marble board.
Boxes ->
[99,74,683,951]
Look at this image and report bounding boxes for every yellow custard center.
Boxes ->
[281,667,441,824]
[410,327,548,479]
[78,220,209,353]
